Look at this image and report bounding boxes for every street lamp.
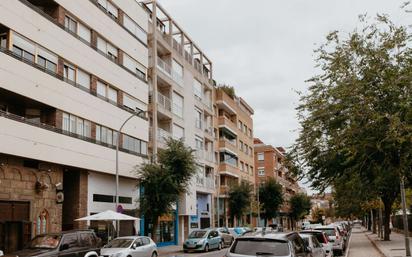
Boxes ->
[115,109,146,237]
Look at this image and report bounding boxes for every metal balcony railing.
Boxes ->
[157,128,171,144]
[157,92,172,112]
[156,57,183,86]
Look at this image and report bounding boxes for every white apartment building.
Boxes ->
[142,0,216,245]
[0,0,148,253]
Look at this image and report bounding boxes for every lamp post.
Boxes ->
[115,109,145,237]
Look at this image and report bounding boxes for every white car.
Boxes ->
[0,250,3,256]
[314,226,345,256]
[100,236,158,257]
[299,234,326,257]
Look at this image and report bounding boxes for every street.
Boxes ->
[159,248,228,257]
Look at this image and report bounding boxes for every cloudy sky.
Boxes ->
[157,0,408,149]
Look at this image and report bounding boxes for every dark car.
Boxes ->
[226,231,312,257]
[4,230,101,257]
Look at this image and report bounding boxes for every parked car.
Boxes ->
[183,229,222,253]
[100,236,157,257]
[0,250,3,256]
[217,228,235,247]
[299,234,326,257]
[3,230,101,257]
[314,226,345,256]
[225,231,312,257]
[228,228,246,238]
[300,230,334,257]
[269,223,283,232]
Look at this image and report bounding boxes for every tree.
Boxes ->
[293,15,412,240]
[138,138,196,238]
[311,207,326,224]
[228,181,253,226]
[217,85,236,99]
[289,193,312,229]
[259,178,284,227]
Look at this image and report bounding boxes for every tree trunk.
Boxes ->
[383,199,393,241]
[367,213,372,231]
[372,209,377,234]
[151,217,158,242]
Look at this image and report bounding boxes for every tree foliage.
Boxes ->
[292,15,412,240]
[259,178,284,226]
[228,181,253,226]
[289,193,312,222]
[218,84,236,99]
[138,138,196,237]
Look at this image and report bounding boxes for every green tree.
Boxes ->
[259,178,284,227]
[138,138,196,238]
[228,181,253,226]
[289,193,312,229]
[293,15,412,240]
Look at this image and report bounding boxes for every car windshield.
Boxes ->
[188,231,207,238]
[104,239,134,248]
[301,232,326,244]
[230,238,290,256]
[315,228,335,237]
[29,235,61,249]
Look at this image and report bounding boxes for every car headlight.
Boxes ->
[197,239,205,245]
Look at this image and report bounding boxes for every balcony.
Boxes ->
[216,90,237,115]
[157,127,171,147]
[196,176,215,191]
[204,126,214,139]
[219,137,237,153]
[218,163,239,177]
[157,57,183,87]
[195,149,204,159]
[204,151,215,164]
[218,116,237,135]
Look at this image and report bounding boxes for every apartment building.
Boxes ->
[142,0,216,245]
[0,0,149,253]
[254,138,301,229]
[215,88,255,227]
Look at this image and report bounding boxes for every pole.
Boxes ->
[115,110,144,237]
[400,178,411,256]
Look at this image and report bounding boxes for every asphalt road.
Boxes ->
[159,248,228,257]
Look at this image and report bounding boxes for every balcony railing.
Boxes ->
[205,151,215,163]
[0,110,147,157]
[156,57,183,86]
[157,92,172,112]
[196,175,215,190]
[220,137,236,146]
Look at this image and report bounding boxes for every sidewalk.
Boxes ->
[157,244,183,256]
[365,229,412,257]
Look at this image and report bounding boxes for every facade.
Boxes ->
[215,88,255,227]
[254,138,301,229]
[142,0,216,245]
[0,0,149,253]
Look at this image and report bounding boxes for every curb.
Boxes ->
[344,232,353,257]
[364,232,387,257]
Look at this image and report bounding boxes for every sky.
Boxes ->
[157,0,409,149]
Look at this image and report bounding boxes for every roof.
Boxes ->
[239,231,296,242]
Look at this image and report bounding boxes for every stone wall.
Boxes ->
[0,154,63,235]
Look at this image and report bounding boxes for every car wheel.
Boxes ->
[151,251,158,257]
[204,244,209,252]
[218,242,223,250]
[183,250,188,253]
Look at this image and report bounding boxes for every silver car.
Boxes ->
[100,236,158,257]
[299,234,326,257]
[226,231,312,257]
[299,230,334,257]
[314,226,344,256]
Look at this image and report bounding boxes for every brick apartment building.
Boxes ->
[0,0,149,253]
[215,88,255,227]
[254,138,301,229]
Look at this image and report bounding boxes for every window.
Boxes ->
[238,120,242,130]
[123,134,140,153]
[64,15,77,34]
[258,168,265,176]
[245,144,249,154]
[193,79,202,99]
[172,92,183,118]
[37,47,57,72]
[195,109,202,129]
[80,233,96,247]
[97,0,118,18]
[123,14,147,43]
[61,234,78,249]
[172,59,183,78]
[239,141,243,151]
[240,162,244,171]
[97,81,118,103]
[243,124,247,133]
[123,53,146,80]
[249,128,252,137]
[12,33,35,62]
[123,94,146,113]
[0,33,6,48]
[95,125,117,145]
[173,123,184,140]
[62,113,91,137]
[78,23,91,43]
[77,69,90,89]
[249,147,253,156]
[257,153,264,161]
[64,63,75,81]
[195,137,203,150]
[36,209,48,235]
[246,164,249,173]
[97,36,117,61]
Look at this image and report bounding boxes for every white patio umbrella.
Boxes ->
[75,210,140,243]
[75,210,140,221]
